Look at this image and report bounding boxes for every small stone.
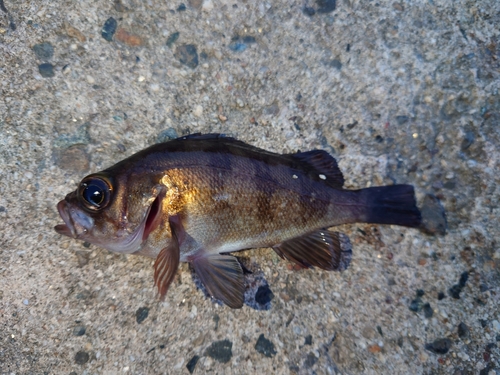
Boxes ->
[205,339,233,363]
[136,307,149,324]
[368,344,382,353]
[448,284,463,299]
[175,44,198,69]
[156,128,179,143]
[304,335,312,345]
[303,7,316,16]
[202,0,213,12]
[409,297,423,312]
[193,105,203,117]
[177,3,187,11]
[480,319,488,328]
[166,32,180,48]
[255,334,277,358]
[228,42,247,52]
[425,338,452,355]
[102,17,118,42]
[115,28,143,47]
[458,322,469,338]
[328,59,342,70]
[64,23,86,42]
[255,285,274,305]
[38,63,55,78]
[395,115,409,125]
[422,303,433,318]
[86,75,95,84]
[188,0,203,10]
[420,194,447,236]
[74,351,90,365]
[437,291,446,300]
[316,0,336,13]
[416,289,425,297]
[393,2,404,11]
[23,299,29,305]
[304,352,318,368]
[458,271,469,288]
[33,42,54,60]
[73,325,86,336]
[186,355,199,374]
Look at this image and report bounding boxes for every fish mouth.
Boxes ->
[54,200,76,238]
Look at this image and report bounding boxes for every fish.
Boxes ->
[55,133,421,308]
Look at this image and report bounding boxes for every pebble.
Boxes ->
[157,128,179,143]
[102,17,118,42]
[33,42,54,60]
[423,303,433,318]
[316,0,336,13]
[420,194,447,236]
[177,4,186,12]
[329,59,342,70]
[204,339,233,363]
[458,322,470,338]
[304,335,312,345]
[73,325,86,336]
[255,285,274,305]
[303,7,316,16]
[229,42,247,52]
[449,284,463,299]
[202,0,213,12]
[255,334,277,358]
[425,338,452,355]
[136,307,149,324]
[86,75,95,84]
[115,28,143,47]
[64,22,86,42]
[304,352,318,368]
[23,299,29,305]
[175,44,199,69]
[409,297,423,312]
[38,63,55,78]
[166,32,180,48]
[186,355,199,374]
[193,105,203,117]
[74,350,90,364]
[492,320,500,333]
[395,115,409,125]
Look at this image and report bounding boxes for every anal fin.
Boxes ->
[191,254,245,309]
[273,230,352,271]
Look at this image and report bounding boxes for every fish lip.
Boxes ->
[54,200,77,238]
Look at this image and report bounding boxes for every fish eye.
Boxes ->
[78,176,112,211]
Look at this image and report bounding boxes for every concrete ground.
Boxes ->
[1,0,499,374]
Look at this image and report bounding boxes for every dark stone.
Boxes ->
[177,3,186,11]
[304,352,318,368]
[395,115,409,125]
[459,271,469,288]
[242,36,256,44]
[101,17,118,42]
[416,289,425,297]
[461,130,475,151]
[479,319,488,328]
[425,338,452,355]
[304,335,312,345]
[377,326,384,336]
[136,307,149,324]
[186,355,199,374]
[449,284,463,299]
[73,326,86,336]
[303,7,316,16]
[375,135,383,143]
[409,297,423,312]
[316,0,336,13]
[213,314,220,330]
[38,63,55,78]
[175,44,198,68]
[458,322,469,338]
[496,334,500,342]
[74,351,90,365]
[0,206,5,212]
[437,291,446,300]
[480,283,489,292]
[166,32,180,48]
[423,303,433,318]
[255,285,274,305]
[420,194,447,235]
[255,334,277,358]
[328,59,342,70]
[205,339,232,363]
[228,42,247,52]
[157,128,179,143]
[33,42,54,60]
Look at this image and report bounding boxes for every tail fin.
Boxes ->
[359,185,421,227]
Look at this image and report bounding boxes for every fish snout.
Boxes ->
[54,199,94,239]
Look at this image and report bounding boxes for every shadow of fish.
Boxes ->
[55,134,421,308]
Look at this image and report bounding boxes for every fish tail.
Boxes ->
[357,185,421,227]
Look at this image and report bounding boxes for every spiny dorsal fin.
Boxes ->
[273,230,352,271]
[290,150,344,189]
[191,254,245,309]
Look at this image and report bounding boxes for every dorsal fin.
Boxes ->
[289,150,344,189]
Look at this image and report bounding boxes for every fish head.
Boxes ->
[55,172,166,254]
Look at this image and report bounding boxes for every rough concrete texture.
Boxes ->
[1,0,499,374]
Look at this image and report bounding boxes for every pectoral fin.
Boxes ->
[273,230,352,271]
[153,217,182,298]
[191,255,245,309]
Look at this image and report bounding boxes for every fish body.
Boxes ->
[55,134,421,308]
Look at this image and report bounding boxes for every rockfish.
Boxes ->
[55,134,421,308]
